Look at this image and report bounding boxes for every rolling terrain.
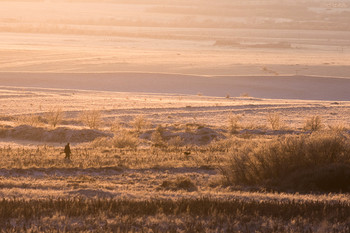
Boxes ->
[1,0,350,231]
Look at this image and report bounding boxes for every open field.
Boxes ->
[0,86,350,231]
[1,0,350,231]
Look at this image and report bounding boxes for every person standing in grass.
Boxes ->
[64,143,71,159]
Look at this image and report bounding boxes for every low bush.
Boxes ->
[267,112,282,130]
[304,115,323,131]
[112,131,139,149]
[168,136,185,148]
[151,125,166,147]
[221,132,350,192]
[90,131,139,149]
[132,115,151,133]
[80,110,102,130]
[45,107,64,128]
[227,114,241,134]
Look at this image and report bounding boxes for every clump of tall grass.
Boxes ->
[110,117,122,133]
[0,124,7,137]
[227,114,241,134]
[151,125,166,147]
[159,176,197,192]
[304,115,323,131]
[328,123,347,132]
[132,115,151,133]
[167,136,185,148]
[91,131,139,149]
[221,131,350,192]
[112,131,139,149]
[90,137,112,148]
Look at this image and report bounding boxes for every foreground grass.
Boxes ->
[1,131,350,232]
[0,197,349,232]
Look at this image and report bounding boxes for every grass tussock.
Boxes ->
[227,114,241,134]
[150,125,166,148]
[159,176,198,192]
[91,131,139,149]
[221,132,350,192]
[132,115,151,133]
[112,131,139,149]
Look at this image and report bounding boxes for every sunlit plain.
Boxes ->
[1,0,350,232]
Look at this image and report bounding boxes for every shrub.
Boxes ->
[45,107,64,128]
[227,114,241,134]
[304,115,323,131]
[221,132,350,192]
[80,110,102,130]
[267,112,282,130]
[132,115,150,133]
[151,125,166,147]
[168,136,184,148]
[112,131,139,149]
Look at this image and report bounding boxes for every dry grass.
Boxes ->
[80,110,102,130]
[132,115,151,133]
[150,125,166,147]
[110,117,122,133]
[0,143,226,170]
[159,176,197,192]
[15,114,43,127]
[227,114,241,134]
[1,88,350,231]
[167,136,185,148]
[0,197,349,232]
[0,130,349,232]
[112,131,139,149]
